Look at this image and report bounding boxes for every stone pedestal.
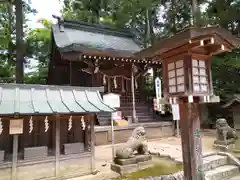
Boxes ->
[111,154,152,175]
[213,143,235,152]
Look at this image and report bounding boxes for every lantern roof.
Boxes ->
[51,18,142,58]
[135,26,240,59]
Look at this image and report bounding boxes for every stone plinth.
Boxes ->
[114,154,152,165]
[213,143,235,152]
[111,154,152,175]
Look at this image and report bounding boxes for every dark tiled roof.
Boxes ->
[52,19,142,57]
[0,83,115,116]
[222,94,240,108]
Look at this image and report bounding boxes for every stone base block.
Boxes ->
[111,160,153,175]
[63,143,84,155]
[111,163,138,176]
[213,143,235,152]
[114,157,137,165]
[114,154,152,165]
[24,146,48,160]
[136,154,152,162]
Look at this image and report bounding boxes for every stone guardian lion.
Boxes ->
[214,118,238,145]
[115,126,148,159]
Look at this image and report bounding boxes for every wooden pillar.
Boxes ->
[179,102,203,180]
[131,64,137,123]
[90,115,96,173]
[11,135,18,180]
[55,115,60,177]
[15,0,24,83]
[107,77,111,93]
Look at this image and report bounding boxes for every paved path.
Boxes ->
[69,132,216,180]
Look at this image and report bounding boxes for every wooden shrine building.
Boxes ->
[0,83,115,180]
[223,95,240,133]
[48,18,174,145]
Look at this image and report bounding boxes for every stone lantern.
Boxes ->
[135,26,240,180]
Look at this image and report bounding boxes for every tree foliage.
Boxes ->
[0,0,239,98]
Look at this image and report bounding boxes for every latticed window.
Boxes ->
[192,59,208,93]
[168,60,185,93]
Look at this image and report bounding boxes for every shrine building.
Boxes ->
[47,18,174,145]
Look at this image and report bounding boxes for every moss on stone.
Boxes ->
[112,162,183,180]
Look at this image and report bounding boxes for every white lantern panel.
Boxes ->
[168,63,175,70]
[177,76,184,84]
[192,68,199,75]
[199,68,206,76]
[169,78,176,85]
[199,60,206,68]
[200,85,208,92]
[176,68,184,76]
[176,60,183,68]
[169,86,176,93]
[192,59,198,67]
[193,84,200,91]
[200,76,207,84]
[168,70,175,78]
[193,76,199,83]
[177,84,185,92]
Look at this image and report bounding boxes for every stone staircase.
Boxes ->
[203,154,238,180]
[201,152,240,180]
[96,102,157,126]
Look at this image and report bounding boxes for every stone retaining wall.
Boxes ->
[138,171,184,180]
[94,122,174,145]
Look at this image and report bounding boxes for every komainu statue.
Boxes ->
[115,126,148,159]
[214,118,238,145]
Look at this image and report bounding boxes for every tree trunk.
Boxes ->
[15,0,24,83]
[191,0,201,27]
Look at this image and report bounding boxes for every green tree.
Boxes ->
[24,19,52,84]
[0,1,36,82]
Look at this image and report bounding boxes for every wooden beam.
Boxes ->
[90,115,96,174]
[131,64,137,123]
[11,135,18,180]
[55,115,60,177]
[179,101,203,180]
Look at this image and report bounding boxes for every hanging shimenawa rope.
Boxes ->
[99,71,141,81]
[103,75,106,85]
[135,79,138,89]
[113,77,117,88]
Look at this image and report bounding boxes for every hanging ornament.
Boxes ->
[81,116,86,130]
[121,77,125,93]
[44,116,49,132]
[135,79,138,89]
[0,118,3,135]
[29,116,33,133]
[68,116,72,131]
[114,77,117,88]
[103,75,106,85]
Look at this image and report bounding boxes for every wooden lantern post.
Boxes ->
[147,27,240,180]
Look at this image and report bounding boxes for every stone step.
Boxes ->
[202,155,228,171]
[228,174,240,180]
[204,165,239,180]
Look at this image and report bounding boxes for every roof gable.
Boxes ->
[52,19,142,57]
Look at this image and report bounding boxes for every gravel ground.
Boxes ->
[69,130,216,180]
